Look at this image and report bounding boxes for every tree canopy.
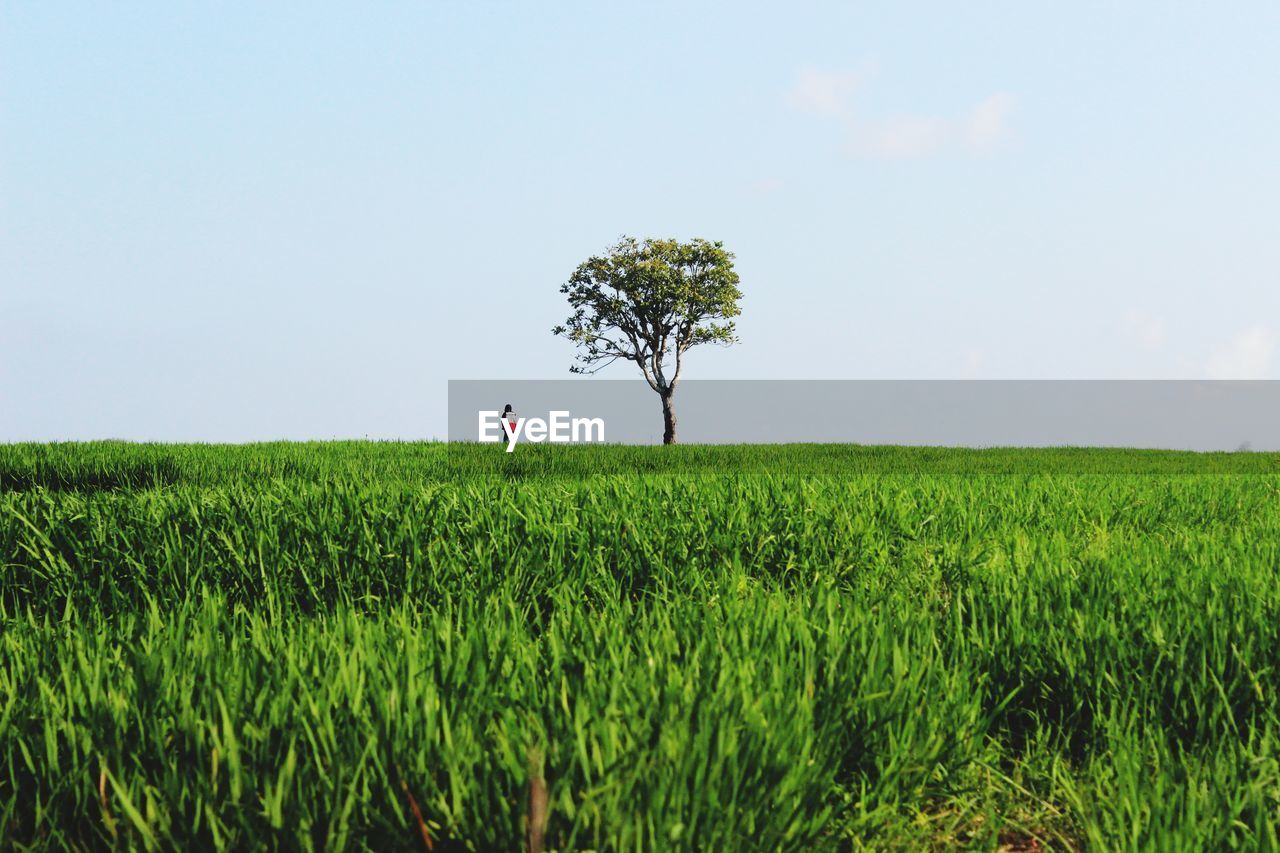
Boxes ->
[553,236,742,443]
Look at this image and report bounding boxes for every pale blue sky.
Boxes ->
[3,2,1278,440]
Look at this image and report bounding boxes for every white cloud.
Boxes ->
[749,177,785,194]
[957,347,987,379]
[788,65,1014,160]
[962,93,1016,152]
[852,114,950,159]
[1207,325,1276,379]
[1127,313,1167,349]
[786,65,867,116]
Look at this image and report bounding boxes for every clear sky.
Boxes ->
[3,1,1278,441]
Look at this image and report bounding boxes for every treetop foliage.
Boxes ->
[552,236,742,393]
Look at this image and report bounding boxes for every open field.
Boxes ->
[2,442,1280,849]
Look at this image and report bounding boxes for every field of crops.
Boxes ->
[2,441,1279,849]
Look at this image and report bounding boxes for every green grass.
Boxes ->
[2,442,1279,849]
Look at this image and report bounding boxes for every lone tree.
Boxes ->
[553,236,742,444]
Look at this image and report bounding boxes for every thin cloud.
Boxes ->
[787,65,1015,159]
[1127,313,1168,350]
[958,347,987,379]
[851,114,950,159]
[1207,325,1276,379]
[748,177,785,195]
[786,65,869,117]
[963,93,1016,153]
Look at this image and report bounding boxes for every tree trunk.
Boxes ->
[660,391,677,445]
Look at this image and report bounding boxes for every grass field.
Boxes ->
[2,442,1279,849]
